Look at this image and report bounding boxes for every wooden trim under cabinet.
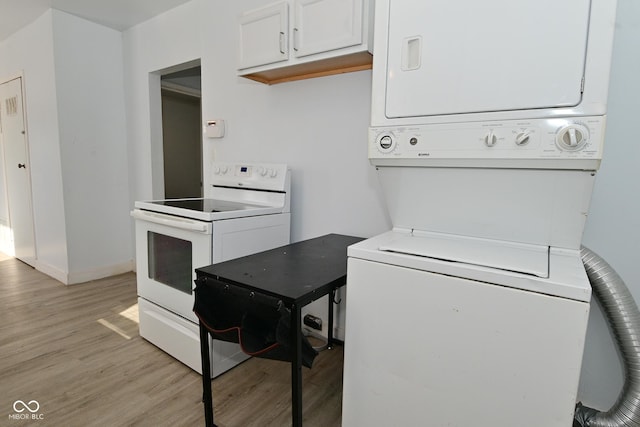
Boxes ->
[240,51,372,85]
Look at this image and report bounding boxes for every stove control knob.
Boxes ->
[269,168,277,178]
[556,123,589,151]
[221,166,228,174]
[376,133,396,153]
[257,166,267,176]
[515,132,530,146]
[214,166,221,174]
[484,131,497,147]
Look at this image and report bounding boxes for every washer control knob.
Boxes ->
[214,166,221,174]
[257,166,267,176]
[221,166,228,174]
[515,132,530,146]
[270,168,277,178]
[376,133,396,153]
[557,124,589,151]
[484,131,497,147]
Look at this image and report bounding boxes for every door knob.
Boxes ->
[18,163,25,168]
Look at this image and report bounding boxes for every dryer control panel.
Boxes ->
[369,116,605,170]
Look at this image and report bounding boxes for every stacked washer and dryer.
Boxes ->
[342,1,618,426]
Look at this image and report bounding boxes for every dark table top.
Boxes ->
[195,234,364,306]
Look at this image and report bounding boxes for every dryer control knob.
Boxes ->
[376,133,396,153]
[484,131,497,147]
[556,124,589,151]
[515,132,530,146]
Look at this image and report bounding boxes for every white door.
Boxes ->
[293,0,363,58]
[0,77,36,264]
[238,2,289,70]
[385,0,591,118]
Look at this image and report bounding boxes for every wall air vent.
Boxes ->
[5,96,17,116]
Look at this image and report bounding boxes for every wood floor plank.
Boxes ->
[0,257,343,426]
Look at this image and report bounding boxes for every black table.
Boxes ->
[194,233,363,427]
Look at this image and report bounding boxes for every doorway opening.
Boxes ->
[150,60,202,199]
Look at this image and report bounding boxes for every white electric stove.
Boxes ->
[131,162,291,377]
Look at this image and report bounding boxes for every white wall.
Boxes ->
[123,1,202,204]
[198,0,389,242]
[51,10,132,282]
[124,0,389,239]
[0,10,133,284]
[0,11,69,275]
[578,0,640,409]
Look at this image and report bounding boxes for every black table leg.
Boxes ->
[291,303,303,427]
[199,322,216,427]
[327,289,335,350]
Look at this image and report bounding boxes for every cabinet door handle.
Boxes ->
[279,31,285,54]
[293,27,299,51]
[18,163,26,169]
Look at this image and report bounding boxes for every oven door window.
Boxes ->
[147,231,193,294]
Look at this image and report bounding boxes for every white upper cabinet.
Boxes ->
[238,0,373,84]
[238,2,289,70]
[293,0,363,58]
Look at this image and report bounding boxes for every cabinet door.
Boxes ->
[239,2,289,70]
[293,0,363,58]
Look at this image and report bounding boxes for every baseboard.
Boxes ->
[67,260,134,285]
[35,261,68,284]
[36,259,134,285]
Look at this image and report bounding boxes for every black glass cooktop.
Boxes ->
[151,198,260,213]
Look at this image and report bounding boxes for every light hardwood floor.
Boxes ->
[0,257,343,427]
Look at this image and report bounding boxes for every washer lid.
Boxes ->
[379,229,549,277]
[348,230,591,302]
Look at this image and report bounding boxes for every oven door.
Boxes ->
[132,209,212,323]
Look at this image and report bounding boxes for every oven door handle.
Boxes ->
[130,209,212,234]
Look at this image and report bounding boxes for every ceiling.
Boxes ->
[0,0,192,43]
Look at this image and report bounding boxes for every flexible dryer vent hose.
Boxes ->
[574,246,640,427]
